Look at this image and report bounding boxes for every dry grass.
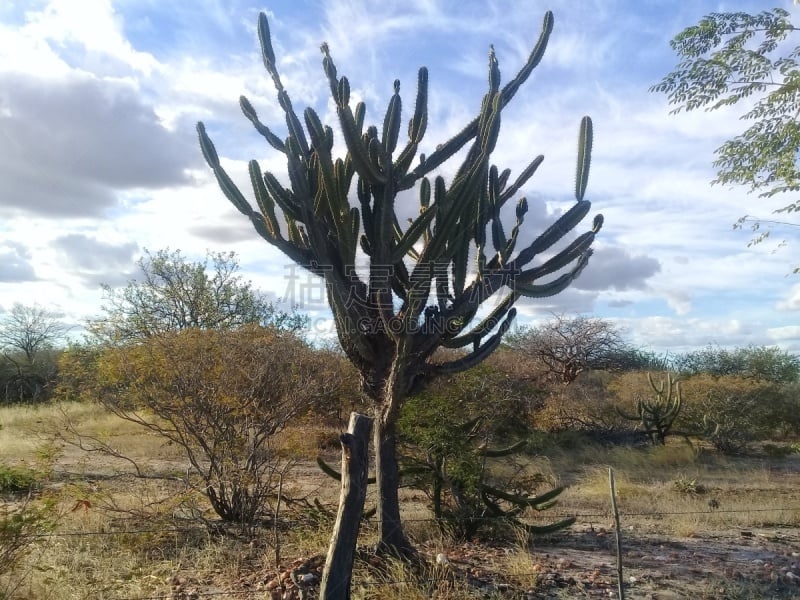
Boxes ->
[0,403,798,598]
[545,438,800,538]
[501,528,541,590]
[0,402,76,463]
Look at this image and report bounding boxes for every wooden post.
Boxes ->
[608,467,625,600]
[320,412,373,600]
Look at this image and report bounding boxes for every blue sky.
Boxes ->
[2,0,800,354]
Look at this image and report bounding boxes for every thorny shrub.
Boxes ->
[58,325,351,525]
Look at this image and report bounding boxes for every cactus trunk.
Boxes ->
[374,416,413,557]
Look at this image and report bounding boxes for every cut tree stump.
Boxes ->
[319,412,373,600]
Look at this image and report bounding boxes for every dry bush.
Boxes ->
[533,371,639,444]
[678,375,792,453]
[505,314,628,384]
[58,325,349,525]
[0,495,56,596]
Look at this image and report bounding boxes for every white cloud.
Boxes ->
[767,326,800,343]
[21,0,161,76]
[776,284,800,312]
[0,71,197,217]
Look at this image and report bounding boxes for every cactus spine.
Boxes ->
[198,10,600,555]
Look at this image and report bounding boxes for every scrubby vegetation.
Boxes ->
[3,293,800,597]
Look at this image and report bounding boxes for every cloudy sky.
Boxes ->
[2,0,799,354]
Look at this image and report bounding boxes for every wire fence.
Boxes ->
[13,503,800,600]
[19,504,800,540]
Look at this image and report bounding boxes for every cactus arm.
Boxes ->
[440,292,519,349]
[498,197,529,266]
[516,231,597,284]
[262,171,304,222]
[240,95,286,153]
[399,13,552,189]
[248,160,281,237]
[382,79,402,155]
[394,67,428,179]
[615,400,644,422]
[391,204,438,263]
[489,166,508,256]
[574,116,593,201]
[320,46,388,184]
[256,16,312,164]
[480,480,576,535]
[499,11,554,106]
[430,308,516,375]
[402,118,479,186]
[497,156,545,205]
[248,213,317,270]
[519,516,577,535]
[197,123,254,217]
[514,252,592,298]
[316,456,377,484]
[481,484,567,509]
[475,439,527,457]
[509,201,592,269]
[445,10,551,171]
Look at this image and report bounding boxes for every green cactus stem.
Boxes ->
[618,372,682,445]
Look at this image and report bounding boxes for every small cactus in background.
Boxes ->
[618,372,682,445]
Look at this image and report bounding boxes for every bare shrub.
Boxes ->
[58,325,348,525]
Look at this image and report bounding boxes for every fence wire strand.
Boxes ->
[16,504,800,540]
[12,504,799,600]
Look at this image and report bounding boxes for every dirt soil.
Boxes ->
[463,524,800,599]
[180,522,800,600]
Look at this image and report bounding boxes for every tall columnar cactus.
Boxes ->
[619,373,682,445]
[197,11,602,556]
